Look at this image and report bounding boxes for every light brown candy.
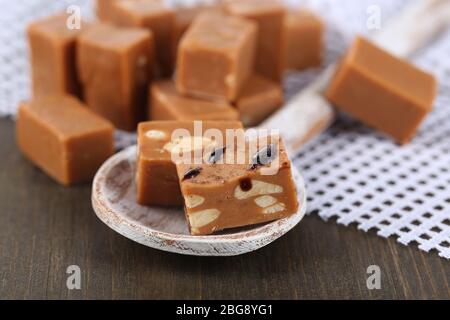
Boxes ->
[27,14,84,97]
[16,95,114,186]
[235,74,283,127]
[284,10,323,70]
[225,0,286,83]
[150,81,239,121]
[176,135,299,235]
[326,36,437,144]
[172,6,200,63]
[77,24,154,131]
[171,3,224,66]
[96,0,119,21]
[176,12,257,102]
[110,0,175,77]
[136,120,244,206]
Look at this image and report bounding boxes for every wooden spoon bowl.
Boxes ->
[92,145,307,256]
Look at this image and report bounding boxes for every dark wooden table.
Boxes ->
[0,118,448,300]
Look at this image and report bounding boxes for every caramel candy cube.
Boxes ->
[171,3,224,65]
[235,74,283,127]
[172,6,200,59]
[27,14,84,97]
[110,0,175,76]
[97,0,118,21]
[16,95,114,186]
[137,120,243,206]
[176,135,299,235]
[284,10,323,70]
[77,24,154,131]
[225,0,286,83]
[150,81,239,121]
[176,12,257,102]
[326,37,437,144]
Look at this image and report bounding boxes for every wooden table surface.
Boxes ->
[0,118,448,300]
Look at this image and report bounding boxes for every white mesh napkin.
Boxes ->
[1,0,449,259]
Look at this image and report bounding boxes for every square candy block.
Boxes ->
[16,95,114,186]
[284,10,323,70]
[326,37,437,144]
[150,81,239,121]
[235,74,283,127]
[27,14,85,97]
[171,3,224,66]
[97,0,118,21]
[136,120,244,206]
[225,0,286,83]
[110,0,175,76]
[176,134,299,235]
[77,24,154,131]
[176,12,257,102]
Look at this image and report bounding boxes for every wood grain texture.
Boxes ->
[0,118,448,300]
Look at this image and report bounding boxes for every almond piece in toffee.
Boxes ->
[136,120,244,206]
[16,95,114,186]
[175,134,299,235]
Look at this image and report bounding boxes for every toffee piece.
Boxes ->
[284,10,323,70]
[110,0,175,76]
[235,74,283,127]
[16,95,114,186]
[136,120,244,206]
[176,12,257,102]
[97,0,118,21]
[172,3,224,66]
[150,81,239,121]
[225,0,286,83]
[176,134,299,235]
[27,14,84,97]
[326,37,437,144]
[77,24,154,131]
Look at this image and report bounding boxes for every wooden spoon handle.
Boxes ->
[260,0,450,155]
[373,0,450,56]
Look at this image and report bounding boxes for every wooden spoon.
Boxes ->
[92,145,307,256]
